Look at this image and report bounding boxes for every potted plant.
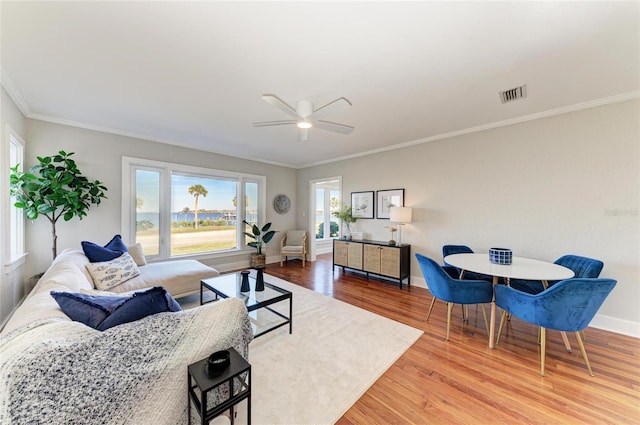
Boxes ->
[242,219,276,267]
[9,150,108,261]
[332,205,357,240]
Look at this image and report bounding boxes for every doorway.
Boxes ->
[308,177,341,262]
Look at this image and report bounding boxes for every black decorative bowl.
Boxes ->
[205,350,230,377]
[489,248,512,265]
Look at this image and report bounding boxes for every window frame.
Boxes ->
[315,184,341,241]
[122,156,267,261]
[3,125,27,271]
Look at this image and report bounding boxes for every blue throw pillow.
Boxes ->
[82,234,129,263]
[97,287,182,331]
[51,291,130,329]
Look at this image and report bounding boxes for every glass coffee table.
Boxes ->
[201,273,293,338]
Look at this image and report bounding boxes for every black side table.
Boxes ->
[188,347,251,425]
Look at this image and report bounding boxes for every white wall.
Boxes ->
[24,120,298,277]
[1,87,28,326]
[296,99,640,336]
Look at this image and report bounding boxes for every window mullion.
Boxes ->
[238,180,244,249]
[324,188,331,240]
[160,168,171,259]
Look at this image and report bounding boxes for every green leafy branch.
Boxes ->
[242,219,275,255]
[9,150,108,259]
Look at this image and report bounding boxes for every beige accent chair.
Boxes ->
[280,230,308,267]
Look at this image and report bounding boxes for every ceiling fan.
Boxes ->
[252,94,354,142]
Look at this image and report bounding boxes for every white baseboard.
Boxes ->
[589,314,640,338]
[315,245,333,255]
[411,275,427,289]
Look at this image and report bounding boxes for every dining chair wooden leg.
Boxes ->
[481,304,489,336]
[461,304,468,321]
[496,310,508,344]
[540,327,546,377]
[426,297,437,321]
[575,331,594,376]
[446,302,453,341]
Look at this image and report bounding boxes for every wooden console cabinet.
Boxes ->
[333,239,410,288]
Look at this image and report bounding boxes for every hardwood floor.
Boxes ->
[265,254,640,424]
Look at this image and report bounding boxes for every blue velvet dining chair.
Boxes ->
[504,254,605,352]
[495,277,616,376]
[442,245,493,282]
[510,254,604,294]
[416,253,494,341]
[441,245,494,321]
[442,244,473,275]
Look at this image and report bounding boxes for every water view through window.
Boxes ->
[134,168,258,257]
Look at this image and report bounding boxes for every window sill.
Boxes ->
[147,248,256,263]
[4,252,28,275]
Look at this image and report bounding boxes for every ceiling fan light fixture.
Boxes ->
[253,94,353,139]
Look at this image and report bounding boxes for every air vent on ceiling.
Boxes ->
[499,85,527,104]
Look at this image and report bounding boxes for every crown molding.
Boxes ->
[300,90,640,168]
[0,67,31,117]
[26,113,295,169]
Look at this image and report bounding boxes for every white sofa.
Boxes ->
[2,248,221,334]
[0,248,252,424]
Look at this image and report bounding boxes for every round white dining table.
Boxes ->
[444,253,575,349]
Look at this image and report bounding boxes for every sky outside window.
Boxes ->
[136,171,255,212]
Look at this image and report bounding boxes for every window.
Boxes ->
[5,128,25,263]
[135,168,161,256]
[315,181,340,240]
[123,157,266,260]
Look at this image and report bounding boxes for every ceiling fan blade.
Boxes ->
[298,128,309,142]
[312,97,352,120]
[315,120,354,135]
[262,94,300,119]
[252,120,297,127]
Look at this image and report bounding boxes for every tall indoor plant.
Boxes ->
[242,219,276,267]
[10,150,108,260]
[332,205,357,239]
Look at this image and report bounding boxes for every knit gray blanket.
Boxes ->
[0,297,252,425]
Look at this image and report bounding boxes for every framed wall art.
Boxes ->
[376,189,404,219]
[350,191,374,219]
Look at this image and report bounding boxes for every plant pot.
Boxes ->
[250,253,266,268]
[28,272,44,292]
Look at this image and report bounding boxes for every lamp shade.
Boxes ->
[389,207,412,223]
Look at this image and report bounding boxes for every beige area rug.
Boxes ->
[178,273,423,425]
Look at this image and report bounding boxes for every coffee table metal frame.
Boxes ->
[201,273,293,338]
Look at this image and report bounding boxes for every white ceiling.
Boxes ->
[1,1,639,168]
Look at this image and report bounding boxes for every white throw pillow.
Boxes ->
[85,253,141,290]
[127,243,147,266]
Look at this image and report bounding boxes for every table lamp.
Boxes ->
[389,207,412,245]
